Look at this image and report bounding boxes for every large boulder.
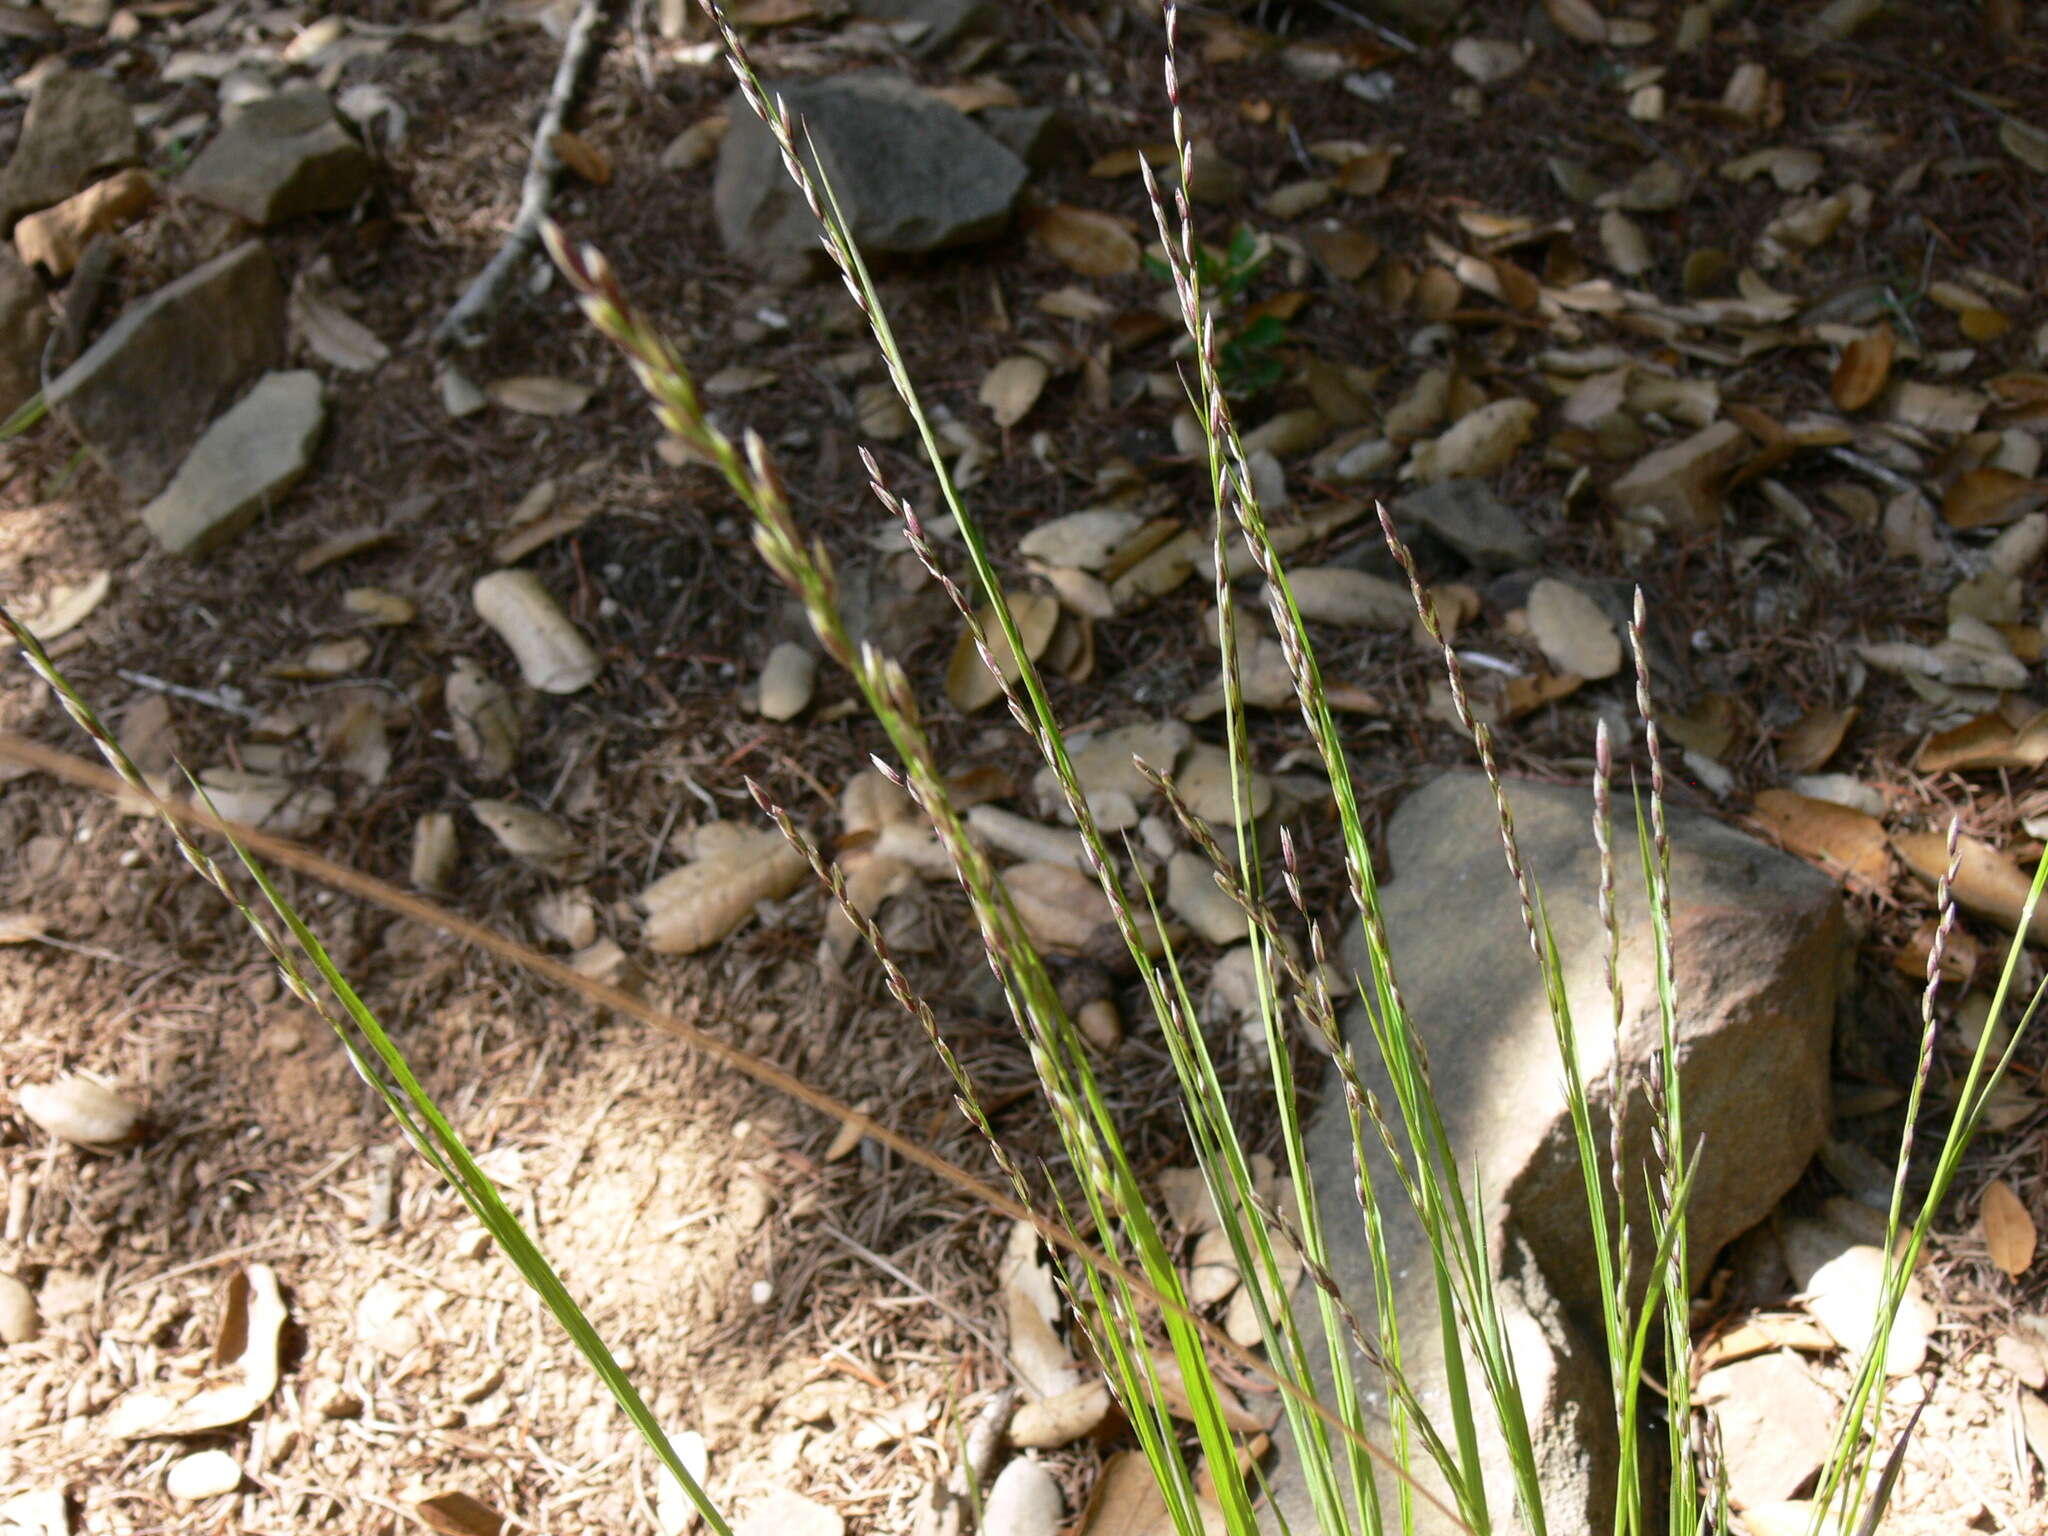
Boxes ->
[713,73,1025,263]
[47,241,285,501]
[1277,771,1842,1532]
[180,88,371,227]
[0,67,141,231]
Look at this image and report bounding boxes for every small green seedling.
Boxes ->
[1146,225,1287,399]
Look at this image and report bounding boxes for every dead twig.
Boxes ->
[433,0,619,350]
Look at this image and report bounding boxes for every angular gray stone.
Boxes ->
[47,241,285,501]
[181,88,370,227]
[0,248,48,417]
[1392,479,1540,569]
[1279,772,1842,1532]
[141,370,324,554]
[977,106,1084,172]
[714,74,1025,262]
[0,67,141,230]
[847,0,998,54]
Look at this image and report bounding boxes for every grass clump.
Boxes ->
[4,2,2042,1533]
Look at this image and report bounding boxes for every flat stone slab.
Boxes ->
[141,370,324,555]
[47,240,285,501]
[181,88,370,227]
[714,73,1025,263]
[0,67,140,229]
[1391,478,1541,569]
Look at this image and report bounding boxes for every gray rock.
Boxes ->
[181,88,370,226]
[141,370,324,554]
[847,0,998,53]
[977,106,1084,172]
[714,74,1025,263]
[0,67,141,230]
[0,248,48,418]
[1278,771,1841,1532]
[1391,479,1540,569]
[48,241,286,501]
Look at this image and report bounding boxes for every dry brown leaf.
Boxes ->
[1087,143,1175,178]
[1982,1179,2037,1278]
[1004,861,1161,961]
[1075,1450,1173,1536]
[1008,1379,1115,1448]
[1544,0,1608,42]
[1999,116,2048,173]
[1917,710,2048,774]
[1830,325,1893,411]
[1778,705,1857,773]
[1943,466,2043,529]
[143,1265,288,1435]
[472,570,601,694]
[1753,790,1888,888]
[0,910,49,944]
[487,376,593,417]
[638,828,806,954]
[548,130,609,184]
[1692,1314,1836,1377]
[1893,829,2048,943]
[1502,671,1583,720]
[1031,205,1139,277]
[980,355,1051,428]
[19,569,110,641]
[471,800,585,878]
[945,591,1060,712]
[414,1491,506,1536]
[291,278,388,373]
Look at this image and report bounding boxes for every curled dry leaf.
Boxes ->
[487,376,594,417]
[1029,204,1139,277]
[1007,1379,1114,1448]
[1002,861,1160,963]
[446,660,519,779]
[1407,397,1539,484]
[18,1074,142,1148]
[945,590,1060,712]
[147,1265,288,1435]
[1981,1178,2036,1278]
[548,129,610,185]
[471,800,586,879]
[1892,828,2048,943]
[1544,0,1607,42]
[472,570,601,694]
[1830,325,1893,411]
[20,569,110,641]
[980,355,1051,428]
[1752,790,1888,888]
[411,811,458,891]
[1017,510,1146,572]
[756,641,815,722]
[291,273,389,373]
[197,769,335,835]
[0,910,48,944]
[638,827,807,954]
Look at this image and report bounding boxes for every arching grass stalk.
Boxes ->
[0,608,732,1536]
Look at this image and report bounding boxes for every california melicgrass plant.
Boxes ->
[563,6,2042,1536]
[7,2,2039,1532]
